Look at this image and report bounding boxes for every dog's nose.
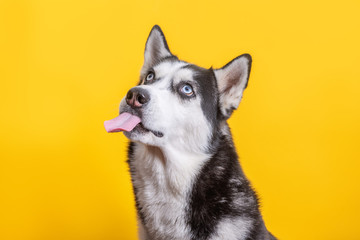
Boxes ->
[126,87,150,108]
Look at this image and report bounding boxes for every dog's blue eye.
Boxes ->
[146,72,155,81]
[181,84,194,96]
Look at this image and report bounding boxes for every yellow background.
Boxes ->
[1,0,360,239]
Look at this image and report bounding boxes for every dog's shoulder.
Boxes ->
[186,132,262,239]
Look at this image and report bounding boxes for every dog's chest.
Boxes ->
[130,145,196,240]
[137,182,190,240]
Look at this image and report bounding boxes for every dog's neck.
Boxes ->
[131,122,230,192]
[132,142,209,196]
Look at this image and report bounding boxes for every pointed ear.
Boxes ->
[142,25,172,72]
[214,54,252,119]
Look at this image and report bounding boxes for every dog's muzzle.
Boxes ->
[104,86,163,137]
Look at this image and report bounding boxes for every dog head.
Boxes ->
[106,26,251,152]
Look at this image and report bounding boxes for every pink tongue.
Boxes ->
[104,112,141,133]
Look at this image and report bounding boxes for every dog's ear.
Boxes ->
[142,25,172,72]
[214,54,252,119]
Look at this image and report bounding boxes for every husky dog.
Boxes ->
[104,25,276,240]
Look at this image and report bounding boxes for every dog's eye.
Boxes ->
[180,84,194,96]
[146,72,155,81]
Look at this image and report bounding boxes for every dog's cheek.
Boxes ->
[172,102,212,152]
[143,89,211,151]
[187,107,213,151]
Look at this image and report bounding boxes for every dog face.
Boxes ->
[118,26,252,152]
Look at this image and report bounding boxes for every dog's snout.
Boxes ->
[126,87,150,108]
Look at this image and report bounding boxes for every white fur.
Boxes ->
[132,142,209,240]
[209,217,253,240]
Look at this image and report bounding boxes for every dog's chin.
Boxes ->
[123,123,163,145]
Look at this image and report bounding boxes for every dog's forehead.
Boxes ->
[153,60,215,86]
[154,60,190,80]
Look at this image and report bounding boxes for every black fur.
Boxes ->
[181,64,220,130]
[187,132,266,240]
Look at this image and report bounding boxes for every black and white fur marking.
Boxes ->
[118,25,276,240]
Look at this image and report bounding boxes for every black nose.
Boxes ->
[126,87,150,108]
